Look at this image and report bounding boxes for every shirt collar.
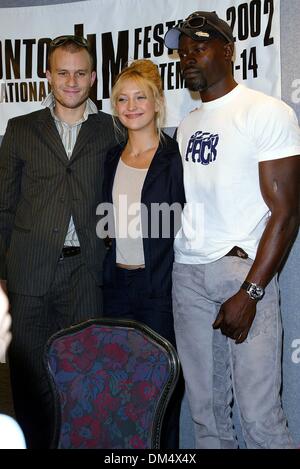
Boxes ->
[42,92,98,125]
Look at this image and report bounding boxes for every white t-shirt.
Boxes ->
[175,84,300,264]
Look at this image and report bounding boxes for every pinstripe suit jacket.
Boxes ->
[0,108,116,295]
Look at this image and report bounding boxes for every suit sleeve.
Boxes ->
[0,120,23,279]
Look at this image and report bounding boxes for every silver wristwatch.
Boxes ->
[241,281,265,301]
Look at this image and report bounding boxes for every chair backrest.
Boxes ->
[44,318,180,449]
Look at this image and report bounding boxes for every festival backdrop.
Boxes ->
[0,0,281,133]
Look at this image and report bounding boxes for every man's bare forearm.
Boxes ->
[245,210,299,288]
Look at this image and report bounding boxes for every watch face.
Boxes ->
[249,284,264,300]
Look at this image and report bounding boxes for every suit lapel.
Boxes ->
[35,110,101,164]
[105,145,123,203]
[36,109,68,164]
[142,145,170,197]
[71,115,99,162]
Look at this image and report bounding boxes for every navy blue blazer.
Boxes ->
[102,133,185,297]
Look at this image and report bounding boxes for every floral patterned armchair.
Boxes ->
[44,318,180,449]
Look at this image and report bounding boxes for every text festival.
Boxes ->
[0,19,185,108]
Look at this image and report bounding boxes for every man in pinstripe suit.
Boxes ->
[0,36,116,448]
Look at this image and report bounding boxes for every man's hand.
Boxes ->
[212,289,257,344]
[0,281,11,363]
[0,279,7,296]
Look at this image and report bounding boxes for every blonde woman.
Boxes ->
[102,59,185,448]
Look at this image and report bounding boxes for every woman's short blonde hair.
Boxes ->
[110,59,165,139]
